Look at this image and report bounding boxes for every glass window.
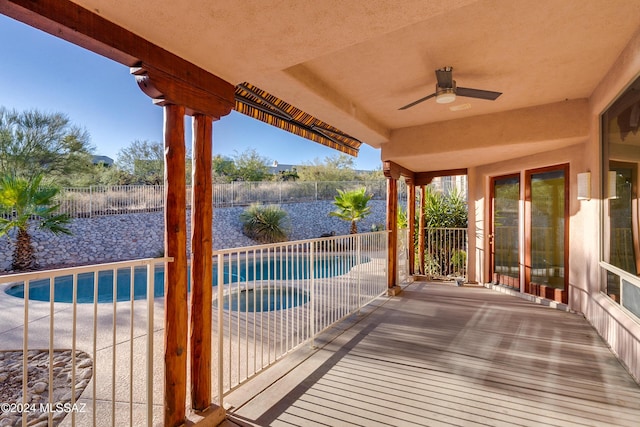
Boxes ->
[602,75,640,304]
[530,169,566,289]
[492,176,520,287]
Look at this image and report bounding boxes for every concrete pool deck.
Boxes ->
[0,280,168,426]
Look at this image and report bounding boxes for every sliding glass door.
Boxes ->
[525,165,569,303]
[490,175,520,288]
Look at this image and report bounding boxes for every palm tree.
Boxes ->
[329,187,372,234]
[0,174,72,270]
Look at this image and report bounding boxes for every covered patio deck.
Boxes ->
[222,282,640,427]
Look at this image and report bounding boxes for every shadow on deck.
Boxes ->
[222,282,640,427]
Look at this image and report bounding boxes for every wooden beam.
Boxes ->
[164,104,188,427]
[0,0,235,116]
[418,185,426,275]
[190,115,214,411]
[415,168,468,186]
[407,182,416,276]
[383,161,467,186]
[383,160,415,181]
[386,177,398,289]
[132,63,233,118]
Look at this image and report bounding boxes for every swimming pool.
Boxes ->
[218,287,308,312]
[4,254,367,304]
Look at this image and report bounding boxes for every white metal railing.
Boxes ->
[0,232,388,425]
[214,231,388,403]
[0,258,169,427]
[421,227,468,280]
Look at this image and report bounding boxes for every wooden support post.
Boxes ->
[418,185,426,275]
[407,180,416,276]
[190,114,213,411]
[163,104,188,427]
[386,177,400,295]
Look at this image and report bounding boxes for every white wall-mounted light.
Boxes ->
[608,170,619,199]
[577,172,590,200]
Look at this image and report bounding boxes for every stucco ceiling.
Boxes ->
[69,0,640,171]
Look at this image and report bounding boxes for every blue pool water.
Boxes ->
[4,254,366,304]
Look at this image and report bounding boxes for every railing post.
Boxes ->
[309,240,316,348]
[231,181,236,207]
[464,228,469,281]
[89,185,92,218]
[356,234,361,314]
[418,186,426,275]
[217,253,224,409]
[385,176,399,294]
[146,262,155,426]
[315,182,318,201]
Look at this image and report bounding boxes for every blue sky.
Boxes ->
[0,14,382,170]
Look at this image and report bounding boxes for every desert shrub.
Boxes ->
[240,204,290,244]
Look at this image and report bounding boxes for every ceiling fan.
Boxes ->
[399,66,502,110]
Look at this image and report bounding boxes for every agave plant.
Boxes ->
[0,174,72,270]
[239,203,289,244]
[329,187,372,234]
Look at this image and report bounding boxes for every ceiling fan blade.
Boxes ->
[435,67,454,88]
[456,87,502,100]
[398,92,437,110]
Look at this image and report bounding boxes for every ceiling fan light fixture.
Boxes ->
[436,88,456,104]
[399,68,501,110]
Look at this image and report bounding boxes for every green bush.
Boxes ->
[423,186,467,228]
[419,186,468,277]
[240,204,290,244]
[451,249,467,275]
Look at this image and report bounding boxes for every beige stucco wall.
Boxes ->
[583,26,640,383]
[384,99,589,172]
[466,27,640,383]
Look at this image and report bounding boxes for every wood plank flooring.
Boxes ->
[224,283,640,427]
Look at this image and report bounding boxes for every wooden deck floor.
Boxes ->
[223,282,640,427]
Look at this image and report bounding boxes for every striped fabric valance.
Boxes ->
[234,82,362,156]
